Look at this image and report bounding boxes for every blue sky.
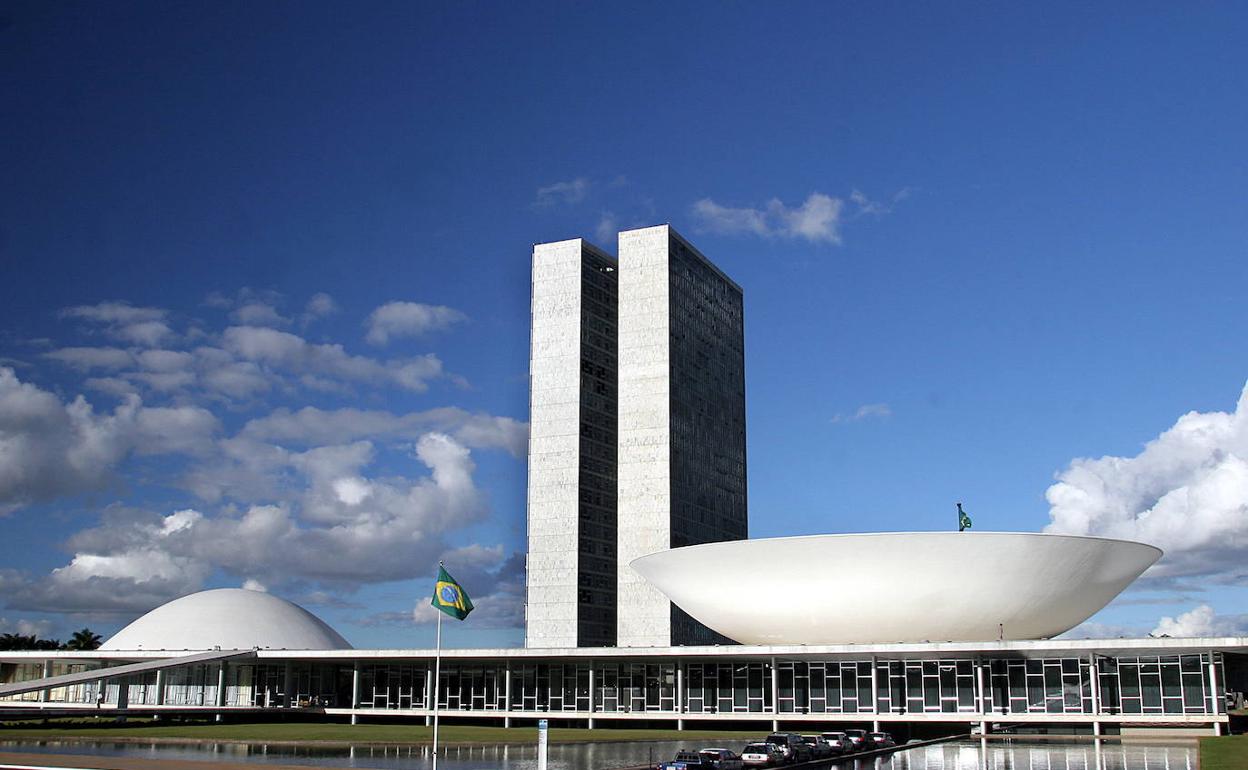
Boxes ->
[2,1,1247,647]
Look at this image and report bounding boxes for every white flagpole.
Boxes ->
[432,609,442,770]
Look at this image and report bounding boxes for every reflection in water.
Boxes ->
[865,740,1195,770]
[0,738,1198,770]
[0,738,698,769]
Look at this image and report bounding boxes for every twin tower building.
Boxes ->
[525,225,749,649]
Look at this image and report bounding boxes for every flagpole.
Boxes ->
[432,609,442,770]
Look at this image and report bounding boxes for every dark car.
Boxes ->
[659,750,714,770]
[801,735,832,759]
[765,733,812,763]
[868,732,896,749]
[844,729,874,751]
[700,748,744,769]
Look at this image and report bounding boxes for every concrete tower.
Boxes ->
[525,238,619,648]
[615,225,747,647]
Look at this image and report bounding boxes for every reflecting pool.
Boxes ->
[0,737,1199,770]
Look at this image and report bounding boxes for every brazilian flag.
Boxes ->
[957,502,972,532]
[431,564,474,621]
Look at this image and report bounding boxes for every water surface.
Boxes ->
[0,736,1198,770]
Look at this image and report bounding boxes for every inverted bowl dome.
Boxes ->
[630,532,1160,645]
[102,588,352,651]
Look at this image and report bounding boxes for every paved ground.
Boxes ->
[0,752,319,770]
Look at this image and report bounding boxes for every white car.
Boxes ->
[741,743,783,767]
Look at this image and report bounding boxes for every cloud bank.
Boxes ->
[1045,382,1248,584]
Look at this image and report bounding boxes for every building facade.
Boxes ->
[526,226,748,649]
[4,638,1244,736]
[616,225,748,647]
[525,239,620,648]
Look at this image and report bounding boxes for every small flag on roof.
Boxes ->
[957,502,972,532]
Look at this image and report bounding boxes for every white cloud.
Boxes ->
[241,405,527,457]
[9,431,494,614]
[595,212,618,245]
[0,368,219,513]
[44,347,134,371]
[365,302,467,346]
[831,403,892,424]
[223,326,447,392]
[691,193,844,244]
[60,302,174,347]
[1152,604,1248,638]
[242,579,268,592]
[302,293,338,324]
[534,177,590,207]
[0,617,55,638]
[1046,382,1248,583]
[231,302,288,327]
[61,302,164,326]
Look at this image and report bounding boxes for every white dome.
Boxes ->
[631,532,1161,645]
[102,588,352,651]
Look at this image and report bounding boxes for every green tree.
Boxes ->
[64,628,103,651]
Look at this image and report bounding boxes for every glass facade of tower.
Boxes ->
[666,233,748,645]
[577,249,618,647]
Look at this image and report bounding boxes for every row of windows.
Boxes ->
[9,656,1223,716]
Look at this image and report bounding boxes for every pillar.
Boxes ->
[283,662,293,708]
[153,668,166,720]
[39,659,53,703]
[215,662,227,722]
[871,655,880,731]
[1093,653,1103,733]
[425,661,433,726]
[675,663,683,715]
[351,662,361,725]
[975,660,986,716]
[1208,653,1221,717]
[769,657,779,730]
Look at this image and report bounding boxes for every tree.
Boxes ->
[64,628,103,651]
[0,633,61,651]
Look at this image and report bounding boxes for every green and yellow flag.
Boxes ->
[957,502,972,532]
[431,564,474,621]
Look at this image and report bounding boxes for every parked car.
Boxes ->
[844,729,873,751]
[659,750,714,770]
[820,732,854,754]
[741,743,784,767]
[765,733,812,763]
[700,748,745,769]
[868,732,896,748]
[801,736,832,759]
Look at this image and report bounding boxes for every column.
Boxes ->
[871,656,880,732]
[425,661,433,726]
[504,660,512,728]
[675,662,683,731]
[976,659,987,736]
[215,662,227,722]
[39,659,53,703]
[588,664,596,729]
[154,669,167,720]
[283,662,293,708]
[351,662,361,726]
[1208,652,1222,727]
[1088,654,1102,736]
[770,658,779,732]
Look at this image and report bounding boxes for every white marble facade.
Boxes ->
[616,225,677,647]
[525,239,589,648]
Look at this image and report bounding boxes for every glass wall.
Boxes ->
[2,653,1226,719]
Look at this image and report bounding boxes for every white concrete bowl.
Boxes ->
[103,588,352,651]
[630,532,1161,644]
